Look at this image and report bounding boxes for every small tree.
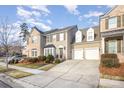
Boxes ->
[0,17,18,69]
[20,23,29,42]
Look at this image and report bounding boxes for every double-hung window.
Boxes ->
[87,28,94,41]
[59,33,64,41]
[108,17,117,29]
[32,49,37,57]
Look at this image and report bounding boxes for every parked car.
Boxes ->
[8,55,22,64]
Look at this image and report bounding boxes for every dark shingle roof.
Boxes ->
[71,26,100,44]
[44,25,77,34]
[44,44,56,48]
[33,26,44,34]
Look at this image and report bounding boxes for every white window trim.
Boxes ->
[32,49,37,57]
[32,36,38,44]
[75,30,82,43]
[87,28,94,42]
[108,17,117,29]
[59,33,64,41]
[53,35,56,41]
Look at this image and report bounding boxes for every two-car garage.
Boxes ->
[72,48,100,60]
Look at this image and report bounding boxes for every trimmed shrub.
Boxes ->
[27,57,38,63]
[54,59,61,64]
[38,56,46,61]
[101,54,117,59]
[45,55,54,63]
[101,54,120,68]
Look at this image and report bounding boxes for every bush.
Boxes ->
[101,54,120,68]
[27,57,38,63]
[38,56,46,61]
[45,55,54,63]
[54,59,61,64]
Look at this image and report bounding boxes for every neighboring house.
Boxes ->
[100,5,124,63]
[23,25,77,60]
[71,26,100,60]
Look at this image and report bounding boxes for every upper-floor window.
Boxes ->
[108,17,117,29]
[75,30,82,43]
[59,33,64,41]
[52,34,56,41]
[32,36,38,43]
[46,35,51,42]
[87,28,94,41]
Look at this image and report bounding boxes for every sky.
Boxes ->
[0,5,114,32]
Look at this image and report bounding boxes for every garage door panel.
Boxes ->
[85,48,99,60]
[73,49,83,60]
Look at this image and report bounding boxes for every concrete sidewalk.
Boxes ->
[0,62,44,74]
[100,78,124,88]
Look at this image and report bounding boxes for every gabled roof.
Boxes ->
[30,26,44,34]
[44,25,77,34]
[100,5,118,18]
[79,26,99,32]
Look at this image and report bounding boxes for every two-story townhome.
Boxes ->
[43,25,77,59]
[23,25,101,60]
[23,25,77,60]
[22,27,45,57]
[100,5,124,63]
[72,26,100,60]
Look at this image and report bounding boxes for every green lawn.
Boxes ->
[0,66,7,73]
[38,64,56,71]
[14,63,46,69]
[5,70,33,79]
[0,57,4,62]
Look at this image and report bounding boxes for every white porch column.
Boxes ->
[101,37,105,54]
[44,48,46,56]
[123,34,124,55]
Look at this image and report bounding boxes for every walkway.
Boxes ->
[0,62,44,74]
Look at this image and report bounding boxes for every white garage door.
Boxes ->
[73,49,84,60]
[85,48,99,60]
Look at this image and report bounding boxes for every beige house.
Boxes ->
[23,25,77,60]
[100,5,124,63]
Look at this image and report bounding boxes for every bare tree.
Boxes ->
[0,17,17,69]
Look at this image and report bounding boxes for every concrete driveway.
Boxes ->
[19,60,100,88]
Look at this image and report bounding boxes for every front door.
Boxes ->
[59,48,63,58]
[108,40,117,53]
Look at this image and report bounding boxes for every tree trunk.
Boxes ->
[5,52,9,70]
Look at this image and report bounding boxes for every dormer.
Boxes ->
[87,28,94,41]
[75,30,82,43]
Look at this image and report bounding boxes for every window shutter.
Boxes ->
[105,18,108,29]
[50,35,52,42]
[117,16,121,27]
[117,40,121,53]
[122,15,124,26]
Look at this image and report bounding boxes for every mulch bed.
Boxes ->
[99,63,124,77]
[18,59,46,65]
